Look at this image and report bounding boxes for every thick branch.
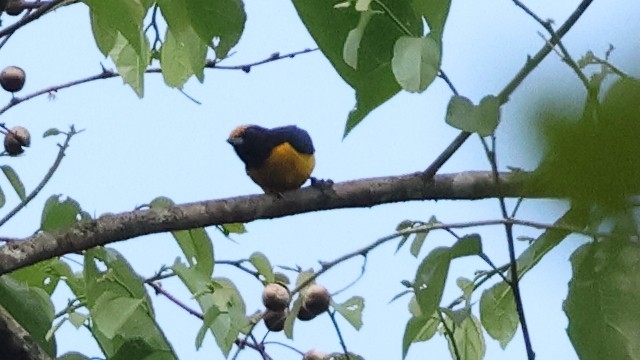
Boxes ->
[0,171,544,275]
[0,304,51,360]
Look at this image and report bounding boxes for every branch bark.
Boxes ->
[0,170,546,275]
[0,304,51,360]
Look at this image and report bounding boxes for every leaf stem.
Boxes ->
[373,0,413,36]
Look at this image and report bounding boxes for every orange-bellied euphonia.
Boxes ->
[227,125,315,193]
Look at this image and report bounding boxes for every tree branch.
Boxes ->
[0,0,67,39]
[422,0,594,178]
[0,49,319,117]
[0,127,79,227]
[0,170,551,275]
[0,304,52,360]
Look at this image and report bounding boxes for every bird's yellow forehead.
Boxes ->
[228,124,255,139]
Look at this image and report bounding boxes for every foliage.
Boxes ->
[0,0,638,360]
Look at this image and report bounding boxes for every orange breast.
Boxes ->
[247,142,315,193]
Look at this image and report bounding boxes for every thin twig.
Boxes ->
[216,259,261,279]
[234,338,273,360]
[479,253,509,284]
[208,48,319,72]
[328,310,349,356]
[232,322,262,360]
[291,213,600,297]
[146,281,204,319]
[0,0,67,39]
[510,198,524,218]
[446,263,510,309]
[325,255,367,297]
[438,70,459,96]
[423,0,595,178]
[588,55,627,78]
[498,0,593,102]
[438,309,461,360]
[423,131,471,179]
[144,4,162,51]
[0,49,319,116]
[53,300,84,319]
[250,334,271,360]
[512,0,589,88]
[260,341,305,356]
[481,134,535,359]
[0,127,79,227]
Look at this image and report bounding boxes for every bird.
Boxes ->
[227,124,316,193]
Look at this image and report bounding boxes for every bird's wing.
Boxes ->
[271,125,315,154]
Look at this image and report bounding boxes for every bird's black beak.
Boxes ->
[227,137,243,146]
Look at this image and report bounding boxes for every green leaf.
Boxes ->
[249,252,274,283]
[395,220,414,253]
[565,241,640,359]
[414,247,450,318]
[274,272,290,285]
[355,0,372,11]
[533,79,640,212]
[43,128,61,138]
[284,294,303,339]
[9,258,70,295]
[396,220,414,231]
[185,0,246,58]
[149,196,175,209]
[173,261,248,356]
[84,248,175,359]
[171,228,214,277]
[0,186,5,208]
[441,307,471,327]
[343,10,375,69]
[53,261,85,297]
[444,315,486,360]
[515,207,588,276]
[0,276,56,356]
[409,231,428,257]
[68,312,89,328]
[446,95,500,136]
[479,281,518,349]
[283,270,317,339]
[295,270,316,290]
[391,35,440,93]
[390,289,413,304]
[109,32,150,97]
[160,27,207,87]
[93,293,144,338]
[196,305,222,349]
[480,207,588,348]
[84,0,146,57]
[292,0,423,136]
[57,352,91,360]
[41,195,84,231]
[220,222,246,235]
[1,165,25,201]
[449,234,482,258]
[411,0,452,38]
[157,0,207,85]
[88,2,118,56]
[333,296,364,330]
[402,314,439,358]
[456,277,474,305]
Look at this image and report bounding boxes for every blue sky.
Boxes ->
[1,0,639,359]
